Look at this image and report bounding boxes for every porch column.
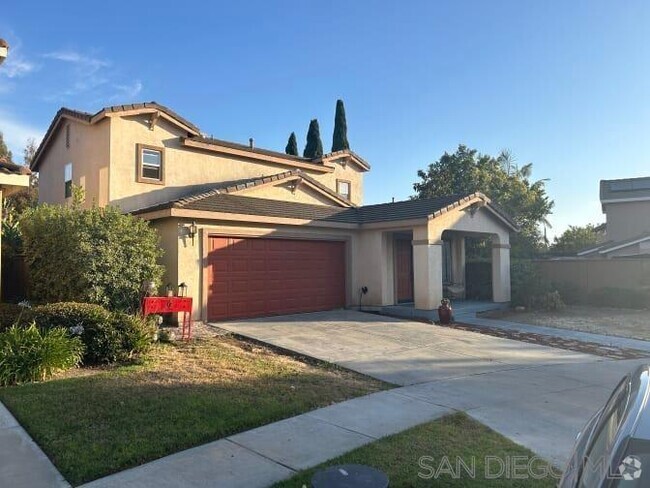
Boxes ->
[413,239,443,310]
[450,236,465,286]
[492,239,511,302]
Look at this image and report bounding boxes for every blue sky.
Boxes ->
[1,1,649,237]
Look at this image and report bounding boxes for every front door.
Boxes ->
[395,239,414,303]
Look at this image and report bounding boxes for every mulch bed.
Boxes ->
[449,322,650,360]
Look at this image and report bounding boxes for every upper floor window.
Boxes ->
[137,144,164,184]
[64,163,72,198]
[336,179,351,200]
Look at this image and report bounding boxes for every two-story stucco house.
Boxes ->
[578,177,650,258]
[31,102,516,322]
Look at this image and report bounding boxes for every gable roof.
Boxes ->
[132,187,518,231]
[31,102,372,175]
[31,102,202,171]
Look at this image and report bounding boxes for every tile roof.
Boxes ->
[593,231,650,255]
[31,102,202,170]
[132,170,353,214]
[31,102,370,174]
[132,181,518,230]
[190,136,311,163]
[0,157,31,176]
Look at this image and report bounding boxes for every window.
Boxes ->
[137,144,164,184]
[336,179,351,200]
[64,163,72,198]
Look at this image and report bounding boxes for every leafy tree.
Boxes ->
[23,137,37,166]
[303,119,323,158]
[550,224,603,256]
[331,99,350,152]
[20,188,163,312]
[0,131,12,161]
[285,132,299,156]
[413,145,554,257]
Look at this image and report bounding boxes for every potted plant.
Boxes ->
[438,298,453,325]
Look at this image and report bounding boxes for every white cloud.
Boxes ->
[111,80,143,100]
[42,50,143,102]
[1,55,37,78]
[0,110,44,162]
[44,50,110,72]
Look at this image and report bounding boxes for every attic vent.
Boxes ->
[65,124,70,148]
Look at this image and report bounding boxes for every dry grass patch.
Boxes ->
[0,335,388,485]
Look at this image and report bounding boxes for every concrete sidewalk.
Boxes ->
[0,402,70,488]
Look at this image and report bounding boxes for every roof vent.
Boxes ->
[249,138,254,149]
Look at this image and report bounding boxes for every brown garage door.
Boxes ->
[207,236,346,321]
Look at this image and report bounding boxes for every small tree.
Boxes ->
[0,131,12,161]
[20,193,163,312]
[413,145,554,258]
[331,99,350,152]
[550,224,603,255]
[303,119,323,158]
[285,132,299,156]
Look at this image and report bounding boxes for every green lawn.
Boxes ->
[0,336,388,486]
[275,413,558,487]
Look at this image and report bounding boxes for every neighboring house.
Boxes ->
[0,156,31,295]
[31,102,517,322]
[578,177,650,258]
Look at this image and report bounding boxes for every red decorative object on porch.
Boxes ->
[141,296,193,340]
[438,298,453,325]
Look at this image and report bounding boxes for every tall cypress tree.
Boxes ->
[331,99,350,152]
[303,119,323,158]
[285,132,299,156]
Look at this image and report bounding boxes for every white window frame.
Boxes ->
[64,163,72,198]
[137,144,164,184]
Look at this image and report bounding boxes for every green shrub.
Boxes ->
[19,201,163,312]
[32,302,110,330]
[511,260,564,310]
[31,302,154,364]
[0,324,84,385]
[528,290,565,311]
[108,312,156,361]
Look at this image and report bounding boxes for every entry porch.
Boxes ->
[354,194,516,314]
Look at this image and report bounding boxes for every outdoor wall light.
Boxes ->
[187,221,198,245]
[467,201,485,217]
[0,39,9,66]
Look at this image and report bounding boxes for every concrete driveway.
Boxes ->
[216,310,648,466]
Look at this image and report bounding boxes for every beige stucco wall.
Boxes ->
[538,257,650,295]
[108,115,365,212]
[38,118,110,207]
[605,201,650,242]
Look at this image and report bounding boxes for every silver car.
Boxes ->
[560,364,650,487]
